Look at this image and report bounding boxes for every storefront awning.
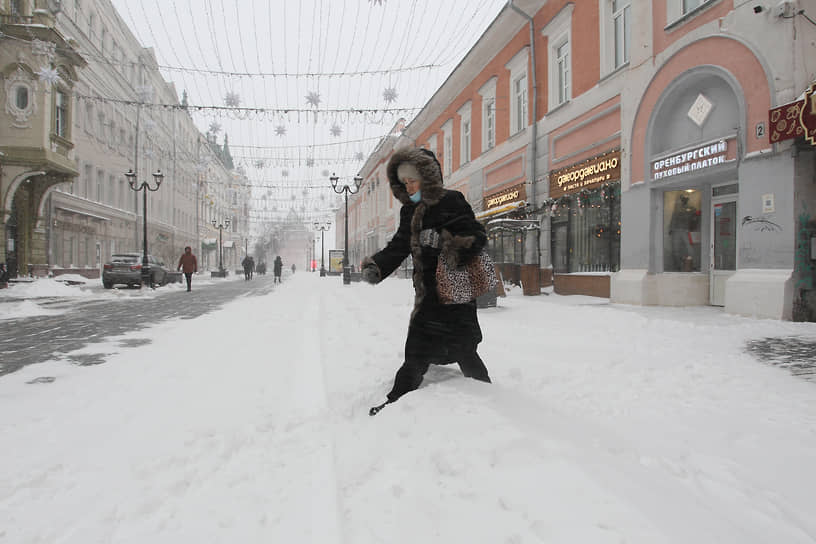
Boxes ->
[222,240,235,248]
[475,200,526,221]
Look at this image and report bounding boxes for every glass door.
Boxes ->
[710,196,737,306]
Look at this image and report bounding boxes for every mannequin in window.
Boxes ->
[668,194,698,271]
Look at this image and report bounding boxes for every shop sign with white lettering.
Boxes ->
[651,139,732,181]
[484,183,526,211]
[548,150,621,199]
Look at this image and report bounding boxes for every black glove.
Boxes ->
[361,258,381,284]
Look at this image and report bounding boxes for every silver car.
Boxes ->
[102,252,169,289]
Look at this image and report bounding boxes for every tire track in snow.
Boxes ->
[298,281,345,544]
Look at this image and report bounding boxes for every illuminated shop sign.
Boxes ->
[484,183,526,210]
[802,81,816,146]
[767,80,816,146]
[548,150,621,198]
[651,139,732,180]
[769,100,805,143]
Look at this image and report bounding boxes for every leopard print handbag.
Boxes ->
[436,248,498,304]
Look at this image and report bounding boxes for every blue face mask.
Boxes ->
[409,190,422,203]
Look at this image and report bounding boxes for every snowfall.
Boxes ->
[1,272,816,544]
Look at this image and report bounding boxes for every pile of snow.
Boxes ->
[1,273,815,543]
[0,276,94,299]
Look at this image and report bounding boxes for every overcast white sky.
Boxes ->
[109,0,510,222]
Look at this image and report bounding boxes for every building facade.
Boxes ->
[347,0,816,321]
[1,0,249,281]
[1,0,85,277]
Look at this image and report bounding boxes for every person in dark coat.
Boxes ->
[242,255,254,281]
[273,256,283,283]
[176,246,197,292]
[361,147,491,416]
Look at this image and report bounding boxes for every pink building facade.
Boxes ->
[344,0,816,320]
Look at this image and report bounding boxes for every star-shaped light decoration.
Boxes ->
[209,121,222,134]
[275,125,287,136]
[330,124,342,137]
[281,169,289,177]
[306,158,315,167]
[354,152,365,161]
[383,87,398,104]
[36,65,61,86]
[224,92,241,108]
[305,91,321,108]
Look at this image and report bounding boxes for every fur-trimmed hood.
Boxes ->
[386,147,445,206]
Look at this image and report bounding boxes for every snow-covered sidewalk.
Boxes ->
[1,273,815,543]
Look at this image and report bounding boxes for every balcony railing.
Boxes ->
[0,14,35,25]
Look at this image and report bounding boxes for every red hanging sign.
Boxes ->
[801,81,816,146]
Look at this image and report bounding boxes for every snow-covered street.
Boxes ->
[2,273,816,543]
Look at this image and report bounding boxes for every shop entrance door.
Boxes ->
[710,194,737,306]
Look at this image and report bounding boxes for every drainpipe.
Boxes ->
[507,1,538,210]
[508,0,542,282]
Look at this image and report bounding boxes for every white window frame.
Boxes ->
[599,0,631,76]
[55,88,68,138]
[542,4,573,111]
[667,0,715,24]
[478,77,497,152]
[505,47,529,135]
[426,134,437,159]
[442,119,453,177]
[457,100,472,166]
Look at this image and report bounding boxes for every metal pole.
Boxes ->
[343,190,350,285]
[142,185,150,287]
[219,226,223,271]
[320,230,325,275]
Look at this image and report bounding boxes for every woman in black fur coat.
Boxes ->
[361,147,491,416]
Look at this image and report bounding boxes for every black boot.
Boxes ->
[369,401,391,416]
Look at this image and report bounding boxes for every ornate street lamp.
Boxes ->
[330,173,362,285]
[313,220,331,277]
[211,218,230,277]
[125,168,163,288]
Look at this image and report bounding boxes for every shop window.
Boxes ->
[663,190,702,272]
[550,184,621,273]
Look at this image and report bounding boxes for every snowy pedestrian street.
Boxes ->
[2,273,816,543]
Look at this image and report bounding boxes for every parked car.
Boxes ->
[102,252,169,289]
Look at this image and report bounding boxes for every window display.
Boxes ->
[549,183,620,273]
[664,190,702,272]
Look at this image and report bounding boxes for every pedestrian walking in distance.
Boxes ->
[177,246,198,292]
[242,255,255,281]
[273,256,283,283]
[361,147,491,416]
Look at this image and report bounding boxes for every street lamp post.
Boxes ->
[330,173,362,285]
[125,168,163,288]
[211,218,230,277]
[313,220,331,277]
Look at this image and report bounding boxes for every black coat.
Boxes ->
[366,147,487,357]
